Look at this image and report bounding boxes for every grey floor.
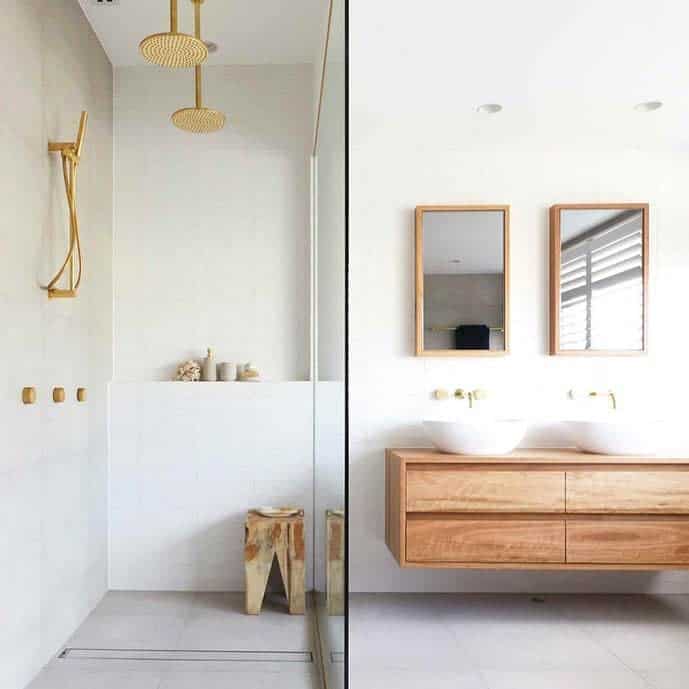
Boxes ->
[28,592,319,689]
[349,593,689,689]
[30,592,689,688]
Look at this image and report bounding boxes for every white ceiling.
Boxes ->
[351,0,689,152]
[423,211,504,274]
[78,0,324,66]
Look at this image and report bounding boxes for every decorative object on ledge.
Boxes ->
[245,508,305,615]
[218,362,237,381]
[201,347,216,381]
[76,387,88,403]
[175,360,201,381]
[139,0,208,68]
[171,0,226,133]
[43,111,88,299]
[52,387,66,404]
[238,362,260,382]
[22,387,37,405]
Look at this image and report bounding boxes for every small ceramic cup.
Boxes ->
[218,362,237,382]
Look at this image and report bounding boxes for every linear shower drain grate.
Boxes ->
[59,648,313,663]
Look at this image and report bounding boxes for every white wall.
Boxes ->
[349,146,689,592]
[0,1,113,686]
[109,383,313,591]
[113,64,313,382]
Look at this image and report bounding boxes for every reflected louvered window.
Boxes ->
[560,212,643,351]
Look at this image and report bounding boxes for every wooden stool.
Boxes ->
[244,509,305,615]
[326,510,345,616]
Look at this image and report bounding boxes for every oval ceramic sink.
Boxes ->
[424,417,527,456]
[564,418,662,456]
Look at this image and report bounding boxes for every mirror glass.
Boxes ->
[554,206,647,353]
[314,0,346,686]
[417,207,508,355]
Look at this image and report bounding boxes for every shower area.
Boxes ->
[1,0,345,688]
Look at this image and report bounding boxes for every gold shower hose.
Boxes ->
[43,111,87,299]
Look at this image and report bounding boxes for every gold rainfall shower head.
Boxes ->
[140,0,208,68]
[172,0,226,133]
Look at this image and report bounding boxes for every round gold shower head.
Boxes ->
[171,107,226,133]
[139,32,208,68]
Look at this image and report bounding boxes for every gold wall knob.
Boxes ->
[22,387,37,405]
[53,387,65,403]
[76,387,87,403]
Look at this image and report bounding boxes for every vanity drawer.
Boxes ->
[407,517,565,563]
[406,468,565,512]
[567,472,689,514]
[567,519,689,565]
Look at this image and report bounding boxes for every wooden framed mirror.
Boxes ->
[549,203,649,356]
[415,205,510,357]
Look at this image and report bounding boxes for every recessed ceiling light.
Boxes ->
[634,101,663,112]
[450,259,462,264]
[477,103,503,114]
[205,41,218,54]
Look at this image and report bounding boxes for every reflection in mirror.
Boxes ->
[415,206,509,356]
[550,204,648,355]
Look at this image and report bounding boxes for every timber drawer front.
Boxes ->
[385,449,689,570]
[566,471,689,514]
[407,517,565,564]
[406,469,565,513]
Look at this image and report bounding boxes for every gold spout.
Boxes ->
[589,390,617,411]
[454,388,487,409]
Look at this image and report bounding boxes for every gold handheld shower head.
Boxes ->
[140,0,208,68]
[171,0,226,133]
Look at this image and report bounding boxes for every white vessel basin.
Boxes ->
[564,417,662,456]
[424,417,527,456]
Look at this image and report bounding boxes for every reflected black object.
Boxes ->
[455,324,490,350]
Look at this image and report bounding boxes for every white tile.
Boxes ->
[451,619,625,671]
[641,670,689,689]
[108,383,314,590]
[93,592,197,619]
[350,668,488,689]
[27,665,163,689]
[349,616,472,671]
[158,667,317,689]
[481,670,651,689]
[67,613,187,650]
[178,593,311,652]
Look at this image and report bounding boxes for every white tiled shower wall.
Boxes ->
[109,383,314,591]
[113,64,313,383]
[0,1,113,687]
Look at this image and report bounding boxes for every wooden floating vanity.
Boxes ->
[385,448,689,570]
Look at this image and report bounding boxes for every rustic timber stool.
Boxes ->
[326,510,345,616]
[244,508,305,615]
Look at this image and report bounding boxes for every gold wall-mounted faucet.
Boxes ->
[454,388,488,409]
[589,390,617,411]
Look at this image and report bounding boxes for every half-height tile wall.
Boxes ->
[109,383,313,590]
